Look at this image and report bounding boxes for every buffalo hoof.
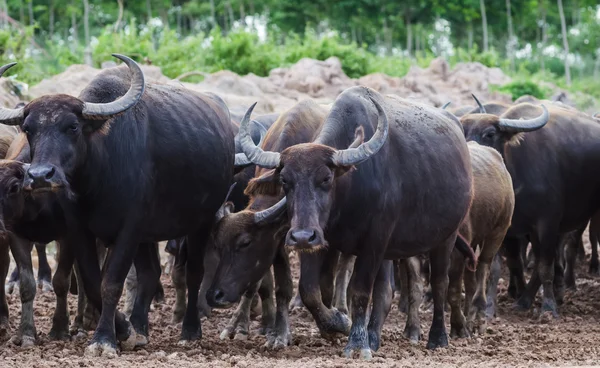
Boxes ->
[513,295,533,311]
[342,345,372,360]
[72,329,88,341]
[319,309,351,338]
[85,342,118,358]
[485,301,497,320]
[564,276,576,291]
[450,324,470,339]
[10,334,35,348]
[48,326,71,341]
[398,296,409,314]
[180,325,202,342]
[541,299,559,319]
[265,330,291,350]
[135,334,148,347]
[171,310,184,324]
[426,327,448,350]
[367,330,381,352]
[198,303,212,319]
[403,324,421,344]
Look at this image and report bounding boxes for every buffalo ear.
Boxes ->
[333,165,356,178]
[244,169,280,196]
[215,201,235,222]
[505,132,525,146]
[83,118,112,136]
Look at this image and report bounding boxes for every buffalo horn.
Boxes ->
[471,94,486,114]
[441,101,451,110]
[331,97,389,167]
[82,54,145,120]
[254,197,287,225]
[238,102,281,169]
[0,62,24,125]
[498,104,549,133]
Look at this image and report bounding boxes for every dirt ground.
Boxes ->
[2,242,600,368]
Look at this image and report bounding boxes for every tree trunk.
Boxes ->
[383,13,392,56]
[539,0,547,72]
[83,0,92,66]
[0,0,7,29]
[226,1,235,30]
[351,25,357,44]
[557,0,571,85]
[114,0,124,32]
[28,0,33,26]
[71,0,78,45]
[49,0,54,36]
[239,1,245,25]
[406,16,412,56]
[209,0,216,28]
[176,7,182,34]
[505,0,514,72]
[146,0,152,22]
[479,0,488,52]
[18,0,24,25]
[468,22,473,53]
[593,55,600,80]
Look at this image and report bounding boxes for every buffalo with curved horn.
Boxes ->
[237,86,473,357]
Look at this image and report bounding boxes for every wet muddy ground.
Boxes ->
[2,242,600,368]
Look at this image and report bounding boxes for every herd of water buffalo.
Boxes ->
[0,53,599,360]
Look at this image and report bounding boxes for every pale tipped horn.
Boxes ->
[471,94,486,114]
[82,54,145,120]
[254,197,287,225]
[331,97,389,167]
[238,102,281,169]
[442,101,451,110]
[0,62,24,126]
[234,120,268,167]
[498,104,549,133]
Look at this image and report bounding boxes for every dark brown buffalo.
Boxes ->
[460,101,600,316]
[0,55,235,356]
[237,86,474,357]
[207,99,332,349]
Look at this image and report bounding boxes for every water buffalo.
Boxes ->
[0,54,236,356]
[460,101,600,317]
[207,99,357,348]
[447,141,514,336]
[237,86,474,357]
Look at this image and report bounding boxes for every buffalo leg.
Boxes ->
[504,236,527,299]
[298,250,350,338]
[265,248,293,349]
[8,235,36,347]
[49,240,75,340]
[403,257,422,343]
[471,234,504,333]
[130,242,161,347]
[35,243,53,292]
[448,250,468,338]
[590,216,600,274]
[564,230,582,290]
[123,265,137,318]
[0,240,9,338]
[320,249,338,309]
[258,271,276,335]
[72,261,88,338]
[171,247,187,324]
[397,259,410,314]
[426,236,454,350]
[198,244,219,319]
[342,247,385,360]
[486,252,503,319]
[333,253,355,315]
[180,224,212,342]
[367,260,393,352]
[219,282,261,341]
[7,263,18,294]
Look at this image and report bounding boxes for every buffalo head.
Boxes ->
[461,99,549,153]
[0,160,28,237]
[235,97,387,252]
[0,54,145,194]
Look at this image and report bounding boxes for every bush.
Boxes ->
[496,80,550,100]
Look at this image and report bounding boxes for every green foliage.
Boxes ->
[495,80,551,101]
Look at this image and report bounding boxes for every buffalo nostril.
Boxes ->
[308,231,317,243]
[214,289,225,302]
[45,167,55,180]
[289,232,297,244]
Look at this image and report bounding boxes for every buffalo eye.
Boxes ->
[14,170,23,180]
[69,123,79,133]
[22,126,30,135]
[238,240,251,250]
[483,130,496,139]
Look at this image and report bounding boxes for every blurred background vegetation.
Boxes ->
[0,0,597,100]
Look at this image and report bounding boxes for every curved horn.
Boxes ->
[82,54,145,120]
[233,120,269,167]
[471,94,486,114]
[0,63,24,125]
[254,197,287,225]
[593,112,599,119]
[252,120,268,147]
[442,101,451,110]
[498,104,549,133]
[331,97,389,167]
[238,102,281,169]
